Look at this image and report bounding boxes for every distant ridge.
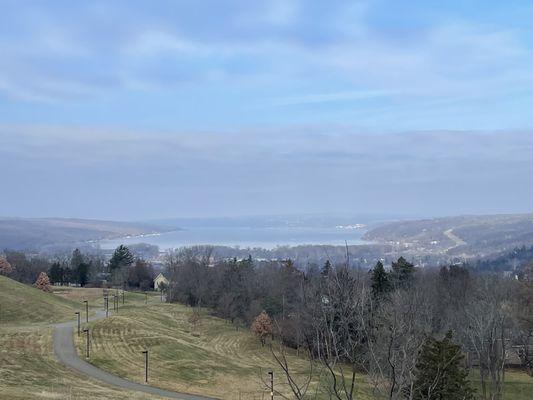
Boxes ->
[0,217,175,251]
[364,212,533,259]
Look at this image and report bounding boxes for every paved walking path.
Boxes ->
[53,310,215,400]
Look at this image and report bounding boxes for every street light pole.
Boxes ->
[83,300,89,323]
[142,350,148,383]
[84,329,90,358]
[75,312,80,336]
[268,371,274,400]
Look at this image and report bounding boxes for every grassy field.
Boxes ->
[470,370,533,400]
[0,275,81,324]
[78,302,375,399]
[1,275,531,399]
[80,300,533,400]
[0,276,165,399]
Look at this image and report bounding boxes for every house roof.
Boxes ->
[154,273,168,282]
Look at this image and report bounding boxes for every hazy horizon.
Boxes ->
[2,1,533,220]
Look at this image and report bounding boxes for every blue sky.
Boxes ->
[1,1,533,219]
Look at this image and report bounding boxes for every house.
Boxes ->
[154,273,169,290]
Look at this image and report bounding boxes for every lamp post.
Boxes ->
[268,371,274,400]
[83,300,89,323]
[75,312,81,336]
[84,328,90,358]
[142,350,148,383]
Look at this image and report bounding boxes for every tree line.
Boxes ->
[0,245,155,290]
[165,247,533,400]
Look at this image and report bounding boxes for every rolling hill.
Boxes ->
[0,275,80,324]
[364,213,533,261]
[0,217,172,251]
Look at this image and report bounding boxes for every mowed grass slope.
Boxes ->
[0,276,165,399]
[0,325,165,400]
[79,303,375,400]
[81,301,533,400]
[0,275,80,324]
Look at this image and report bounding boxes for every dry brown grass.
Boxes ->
[0,325,166,400]
[78,303,375,400]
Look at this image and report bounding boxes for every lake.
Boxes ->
[99,226,369,250]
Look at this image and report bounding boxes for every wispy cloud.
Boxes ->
[272,90,394,106]
[1,0,532,108]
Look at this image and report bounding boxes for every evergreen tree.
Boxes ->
[321,260,332,277]
[48,262,64,285]
[70,248,84,270]
[108,245,135,272]
[392,256,415,285]
[370,260,390,296]
[412,331,474,400]
[76,262,90,286]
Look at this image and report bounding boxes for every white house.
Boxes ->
[154,273,169,290]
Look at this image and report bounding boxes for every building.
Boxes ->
[153,273,169,290]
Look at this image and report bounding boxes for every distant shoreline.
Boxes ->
[97,225,370,251]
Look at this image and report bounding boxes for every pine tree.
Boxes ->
[392,256,415,286]
[48,262,64,285]
[321,260,332,277]
[70,248,84,270]
[34,272,52,292]
[108,245,135,271]
[370,261,390,296]
[76,262,90,286]
[412,331,474,400]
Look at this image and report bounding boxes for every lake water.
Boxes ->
[99,226,369,250]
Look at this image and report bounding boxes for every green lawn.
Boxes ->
[470,369,533,400]
[0,275,80,324]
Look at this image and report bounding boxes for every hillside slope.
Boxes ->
[364,213,533,260]
[0,275,79,324]
[0,217,172,251]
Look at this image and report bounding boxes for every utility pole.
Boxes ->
[105,296,109,318]
[84,329,90,358]
[268,371,274,400]
[75,312,81,336]
[83,300,89,323]
[142,350,148,383]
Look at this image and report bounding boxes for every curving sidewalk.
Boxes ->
[53,310,215,400]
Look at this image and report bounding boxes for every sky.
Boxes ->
[1,0,533,220]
